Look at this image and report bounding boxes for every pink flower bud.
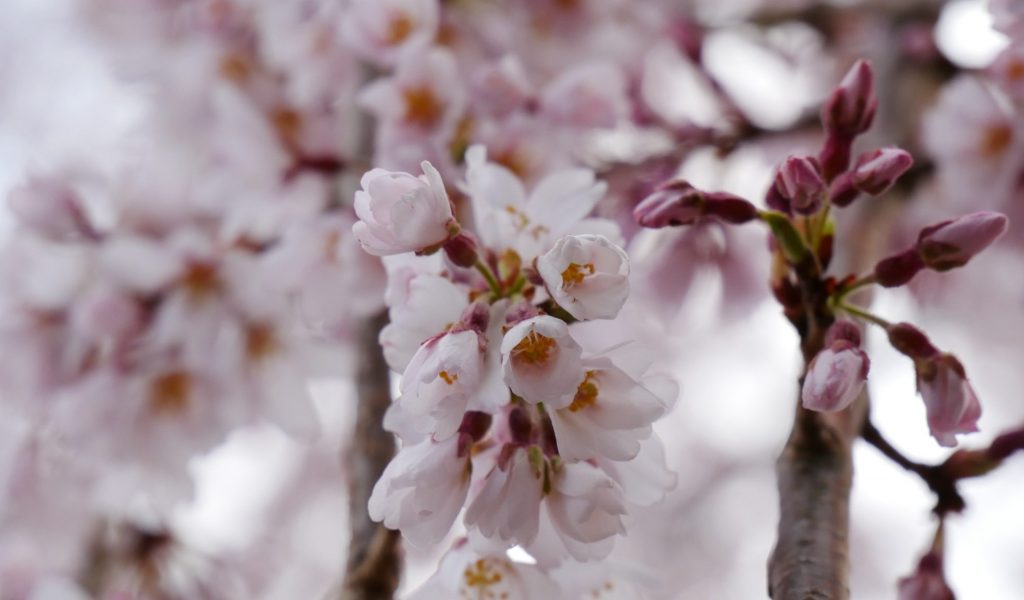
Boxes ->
[775,156,826,214]
[828,173,861,207]
[442,232,479,268]
[633,181,704,228]
[634,181,758,228]
[917,353,982,447]
[851,147,914,195]
[916,211,1009,271]
[874,248,925,288]
[886,322,939,360]
[801,341,870,413]
[898,553,955,600]
[821,59,877,137]
[353,161,458,256]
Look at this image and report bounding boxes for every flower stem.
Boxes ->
[475,260,502,297]
[836,302,891,329]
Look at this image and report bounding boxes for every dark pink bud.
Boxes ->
[633,180,704,227]
[704,192,759,224]
[443,231,479,268]
[916,212,1009,271]
[828,173,861,207]
[852,147,914,195]
[874,248,925,287]
[822,59,877,137]
[634,181,758,227]
[886,322,939,360]
[898,552,955,600]
[764,183,791,213]
[775,155,826,214]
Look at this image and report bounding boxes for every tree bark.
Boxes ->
[338,311,401,600]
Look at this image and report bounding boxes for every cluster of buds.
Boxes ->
[634,59,1008,451]
[354,146,675,574]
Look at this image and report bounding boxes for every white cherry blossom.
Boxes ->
[537,234,629,320]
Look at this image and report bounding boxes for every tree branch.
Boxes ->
[338,311,401,600]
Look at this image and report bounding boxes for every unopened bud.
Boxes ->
[851,147,914,195]
[874,248,925,287]
[916,211,1009,271]
[634,181,757,227]
[508,406,534,446]
[825,319,863,347]
[633,180,704,228]
[822,59,877,138]
[898,552,955,600]
[775,156,826,214]
[886,322,939,360]
[828,173,861,207]
[443,231,479,268]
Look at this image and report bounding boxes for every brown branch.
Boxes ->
[338,311,401,600]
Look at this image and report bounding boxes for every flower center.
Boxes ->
[511,330,556,365]
[569,370,599,412]
[980,124,1013,158]
[149,371,191,415]
[561,262,595,288]
[462,558,503,591]
[385,12,415,44]
[403,86,443,128]
[246,324,277,361]
[439,370,459,385]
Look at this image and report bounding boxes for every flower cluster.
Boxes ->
[634,59,1008,449]
[358,146,676,574]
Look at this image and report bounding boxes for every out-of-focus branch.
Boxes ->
[339,311,401,600]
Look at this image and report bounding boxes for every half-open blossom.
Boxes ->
[368,435,471,547]
[917,354,982,447]
[916,211,1009,271]
[500,316,585,408]
[352,162,458,256]
[802,320,869,413]
[536,461,628,562]
[536,235,629,321]
[822,59,877,138]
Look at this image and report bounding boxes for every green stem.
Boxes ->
[837,302,891,329]
[475,261,502,297]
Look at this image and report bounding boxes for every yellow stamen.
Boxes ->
[439,370,459,385]
[511,331,556,365]
[386,12,415,44]
[149,371,191,415]
[569,370,599,412]
[403,86,443,128]
[463,558,503,590]
[980,124,1013,158]
[561,262,595,288]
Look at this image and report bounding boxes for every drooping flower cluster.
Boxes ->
[359,146,676,577]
